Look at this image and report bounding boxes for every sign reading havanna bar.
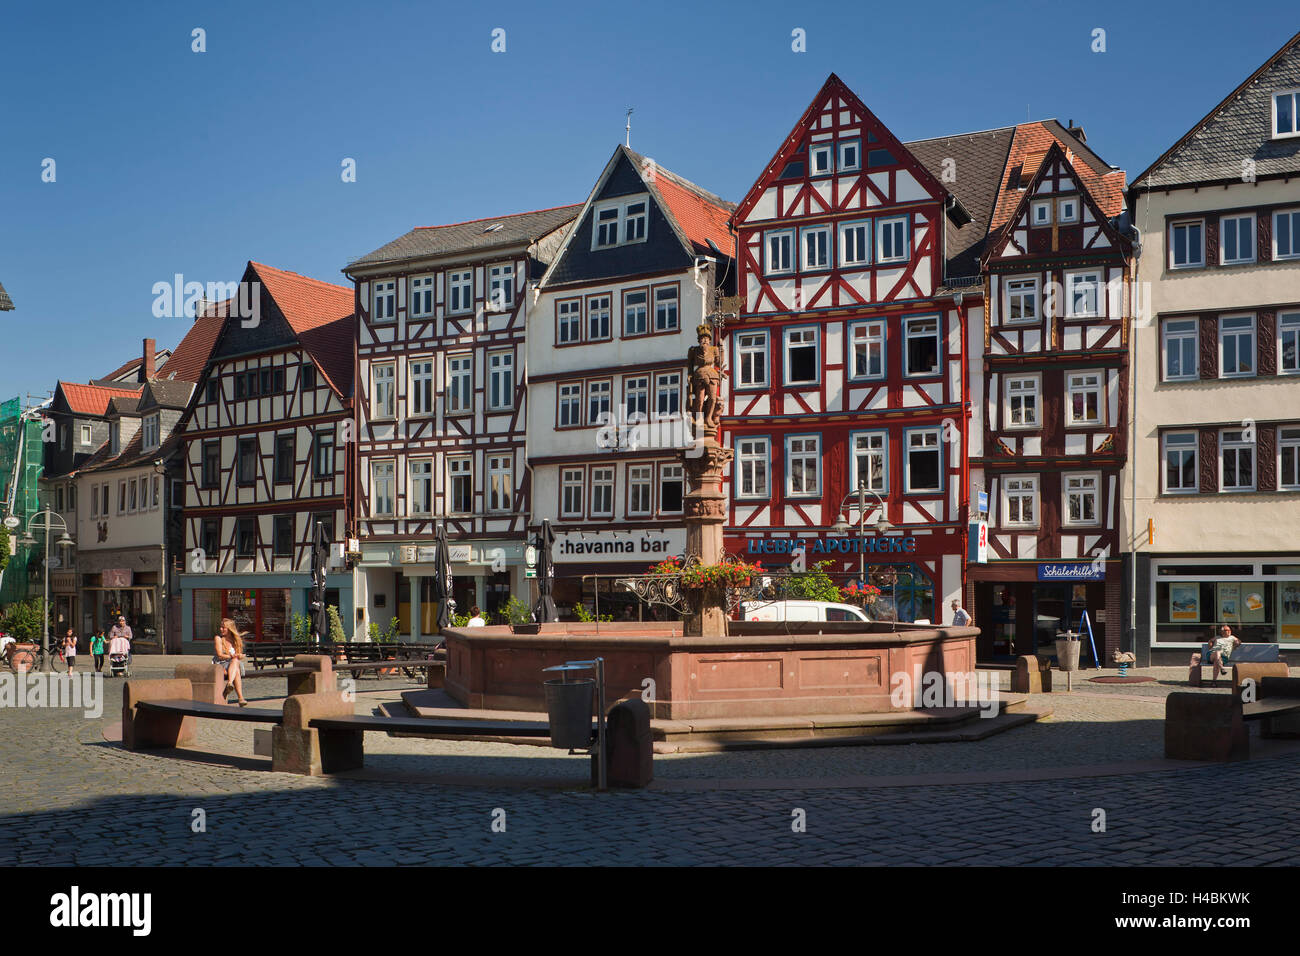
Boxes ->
[746,536,918,555]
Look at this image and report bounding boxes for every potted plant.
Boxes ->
[841,581,882,607]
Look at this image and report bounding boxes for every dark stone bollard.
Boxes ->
[1165,692,1248,761]
[592,695,653,789]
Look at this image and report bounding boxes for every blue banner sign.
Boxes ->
[747,537,918,555]
[1037,562,1105,582]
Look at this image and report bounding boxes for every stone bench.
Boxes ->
[1165,679,1300,761]
[122,678,284,750]
[174,654,336,704]
[1189,643,1284,687]
[1010,655,1052,694]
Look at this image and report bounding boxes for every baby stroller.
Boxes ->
[108,651,130,678]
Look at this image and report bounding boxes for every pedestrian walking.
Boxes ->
[63,628,78,672]
[110,616,133,665]
[90,630,106,672]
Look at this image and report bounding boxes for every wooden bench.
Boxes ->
[1189,642,1286,687]
[1166,677,1300,761]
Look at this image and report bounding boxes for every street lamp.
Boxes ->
[17,506,75,672]
[831,483,894,583]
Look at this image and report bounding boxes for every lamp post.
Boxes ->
[18,506,75,672]
[831,483,894,584]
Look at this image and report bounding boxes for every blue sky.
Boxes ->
[0,0,1292,401]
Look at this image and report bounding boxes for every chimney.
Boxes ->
[142,338,156,382]
[1066,119,1087,144]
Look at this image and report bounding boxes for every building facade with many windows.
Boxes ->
[1128,31,1300,663]
[346,205,580,634]
[530,146,735,613]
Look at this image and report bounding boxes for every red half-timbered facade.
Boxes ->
[971,133,1132,660]
[345,205,580,635]
[723,74,979,624]
[177,262,356,645]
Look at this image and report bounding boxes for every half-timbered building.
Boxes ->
[176,262,355,648]
[345,205,580,634]
[530,146,735,612]
[972,135,1132,661]
[723,74,982,624]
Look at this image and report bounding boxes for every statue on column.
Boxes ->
[688,324,723,432]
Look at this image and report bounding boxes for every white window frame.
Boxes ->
[1218,314,1256,379]
[903,315,940,377]
[1163,318,1199,382]
[624,376,649,423]
[735,436,771,499]
[1273,89,1300,140]
[800,225,831,271]
[1064,270,1102,318]
[1004,374,1041,429]
[627,464,653,517]
[1004,276,1039,325]
[1065,371,1103,426]
[587,295,611,340]
[848,320,886,381]
[904,428,942,495]
[371,460,395,517]
[1274,208,1300,261]
[560,467,585,518]
[487,350,514,411]
[1279,427,1300,491]
[487,264,514,311]
[142,413,160,451]
[591,195,650,249]
[658,463,684,515]
[1219,430,1255,492]
[850,431,887,494]
[1162,432,1198,495]
[653,286,679,332]
[448,457,473,515]
[587,379,612,426]
[1219,213,1256,265]
[765,230,794,275]
[1062,472,1101,526]
[409,275,435,318]
[79,423,92,445]
[654,371,681,419]
[371,362,396,420]
[838,220,871,267]
[409,358,435,417]
[372,280,395,322]
[409,458,433,516]
[447,270,473,314]
[876,216,908,264]
[589,466,615,518]
[446,354,473,415]
[1280,311,1300,375]
[1169,220,1205,269]
[809,143,833,177]
[487,455,513,512]
[623,289,649,336]
[557,299,582,344]
[1001,475,1039,528]
[785,434,821,497]
[837,139,860,173]
[1056,196,1079,224]
[558,382,583,428]
[784,327,819,387]
[1031,200,1052,227]
[735,331,768,389]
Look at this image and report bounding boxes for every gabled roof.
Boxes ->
[56,382,143,417]
[156,311,224,384]
[107,394,142,418]
[141,379,194,411]
[345,205,584,272]
[98,349,175,385]
[78,429,182,476]
[1134,30,1300,189]
[0,281,14,311]
[249,262,355,397]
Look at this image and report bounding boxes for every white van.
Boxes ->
[740,600,871,623]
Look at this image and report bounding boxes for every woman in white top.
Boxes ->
[467,606,487,627]
[213,618,249,706]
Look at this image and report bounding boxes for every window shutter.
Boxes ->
[1258,426,1276,492]
[1204,218,1219,268]
[1258,213,1273,263]
[1259,311,1277,376]
[1198,429,1218,494]
[1199,315,1218,379]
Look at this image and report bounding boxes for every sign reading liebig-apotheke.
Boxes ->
[745,536,918,555]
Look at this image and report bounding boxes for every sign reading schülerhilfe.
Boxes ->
[746,536,918,555]
[1037,562,1105,581]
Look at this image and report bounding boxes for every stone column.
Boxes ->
[683,437,733,637]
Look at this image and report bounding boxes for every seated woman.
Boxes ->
[213,618,249,706]
[1208,624,1241,682]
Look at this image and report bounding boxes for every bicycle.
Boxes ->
[3,641,52,672]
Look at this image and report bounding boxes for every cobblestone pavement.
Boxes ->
[3,663,1299,866]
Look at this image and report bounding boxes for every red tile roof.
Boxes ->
[989,122,1126,232]
[250,262,355,397]
[58,382,143,417]
[653,173,736,256]
[158,312,225,384]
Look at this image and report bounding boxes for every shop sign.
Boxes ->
[555,528,685,563]
[745,536,918,556]
[969,521,988,564]
[401,544,475,564]
[52,571,76,593]
[1037,562,1104,582]
[102,568,133,588]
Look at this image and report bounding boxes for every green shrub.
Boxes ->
[573,602,613,623]
[326,605,346,644]
[0,597,48,642]
[783,561,843,603]
[500,596,533,626]
[290,612,313,643]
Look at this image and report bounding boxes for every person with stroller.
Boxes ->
[90,630,106,672]
[213,618,249,706]
[107,630,131,677]
[109,616,133,666]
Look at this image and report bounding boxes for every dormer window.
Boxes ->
[110,424,120,456]
[142,413,160,451]
[591,195,650,250]
[1273,90,1300,139]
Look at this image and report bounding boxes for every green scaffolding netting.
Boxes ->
[0,398,44,604]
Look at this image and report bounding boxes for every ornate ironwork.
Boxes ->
[615,573,690,614]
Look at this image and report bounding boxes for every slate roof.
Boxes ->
[143,379,194,410]
[57,382,143,417]
[346,205,584,271]
[97,349,174,385]
[77,429,182,475]
[1134,31,1300,189]
[0,281,13,311]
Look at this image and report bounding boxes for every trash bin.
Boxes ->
[544,677,595,749]
[1055,631,1082,671]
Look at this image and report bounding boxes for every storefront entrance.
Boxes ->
[976,580,1104,663]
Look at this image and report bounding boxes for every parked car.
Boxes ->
[740,600,871,623]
